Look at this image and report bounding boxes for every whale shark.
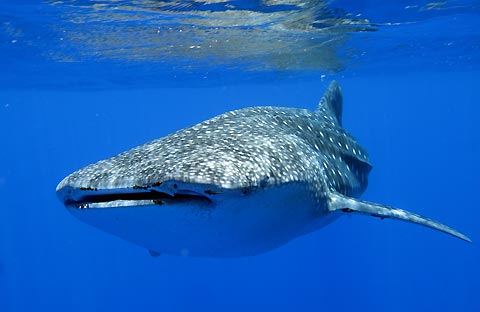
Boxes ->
[56,81,471,257]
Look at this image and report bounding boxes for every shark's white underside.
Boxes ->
[65,181,339,257]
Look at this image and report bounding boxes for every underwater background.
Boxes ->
[1,0,479,311]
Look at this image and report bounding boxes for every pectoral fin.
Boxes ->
[328,192,471,242]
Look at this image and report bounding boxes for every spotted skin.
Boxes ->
[57,97,369,200]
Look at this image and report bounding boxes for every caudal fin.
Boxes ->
[328,192,472,242]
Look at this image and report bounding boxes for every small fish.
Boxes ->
[56,81,471,257]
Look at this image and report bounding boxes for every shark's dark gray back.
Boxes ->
[57,82,371,201]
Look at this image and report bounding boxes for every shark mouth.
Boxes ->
[61,188,213,209]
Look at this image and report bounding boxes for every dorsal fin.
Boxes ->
[317,81,343,126]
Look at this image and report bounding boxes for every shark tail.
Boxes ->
[328,192,472,242]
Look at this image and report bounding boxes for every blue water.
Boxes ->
[1,1,479,311]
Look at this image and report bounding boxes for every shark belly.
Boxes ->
[67,183,336,257]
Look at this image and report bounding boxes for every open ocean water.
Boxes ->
[1,0,479,311]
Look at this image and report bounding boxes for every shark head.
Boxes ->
[56,81,470,257]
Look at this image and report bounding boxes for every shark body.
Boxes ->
[56,81,470,257]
